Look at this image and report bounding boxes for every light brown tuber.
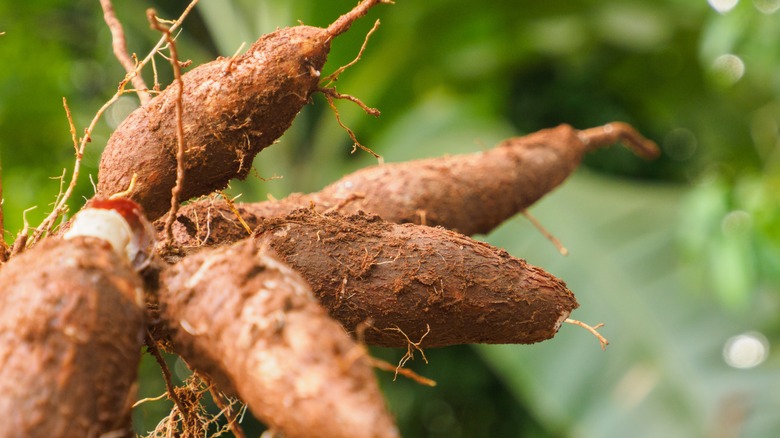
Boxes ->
[98,0,389,220]
[0,237,145,438]
[160,238,399,438]
[161,209,578,348]
[162,123,659,247]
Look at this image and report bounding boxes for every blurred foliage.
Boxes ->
[1,0,779,437]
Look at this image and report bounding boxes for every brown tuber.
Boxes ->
[163,122,659,246]
[2,0,659,434]
[165,209,578,348]
[0,237,145,438]
[98,0,390,220]
[160,238,399,438]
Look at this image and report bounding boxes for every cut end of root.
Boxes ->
[565,318,609,350]
[578,122,660,160]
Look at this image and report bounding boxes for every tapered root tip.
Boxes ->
[326,0,392,38]
[578,122,660,160]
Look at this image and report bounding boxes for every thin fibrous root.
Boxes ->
[148,9,187,244]
[29,0,200,246]
[385,324,431,380]
[100,0,151,104]
[323,19,381,86]
[368,357,436,387]
[132,391,168,408]
[521,210,568,256]
[145,332,191,423]
[10,206,36,257]
[219,190,253,236]
[322,91,382,160]
[320,86,381,117]
[565,318,609,350]
[199,373,248,438]
[109,173,138,200]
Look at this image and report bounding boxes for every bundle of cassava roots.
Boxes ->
[0,1,660,437]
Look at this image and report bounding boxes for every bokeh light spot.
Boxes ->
[712,54,745,84]
[709,0,740,13]
[663,128,698,161]
[754,0,780,13]
[721,210,752,235]
[106,95,140,130]
[723,332,769,369]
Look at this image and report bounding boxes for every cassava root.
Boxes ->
[4,1,656,435]
[0,237,145,438]
[161,123,659,247]
[160,238,399,438]
[162,209,579,348]
[98,0,389,220]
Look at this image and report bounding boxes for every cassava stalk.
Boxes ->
[98,0,390,220]
[0,237,145,437]
[163,123,658,247]
[160,238,399,438]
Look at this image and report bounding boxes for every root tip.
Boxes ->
[579,122,660,160]
[326,0,388,38]
[565,318,609,350]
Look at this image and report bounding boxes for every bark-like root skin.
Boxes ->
[98,26,330,220]
[254,209,578,348]
[0,237,145,438]
[312,124,585,235]
[161,239,399,438]
[161,124,588,244]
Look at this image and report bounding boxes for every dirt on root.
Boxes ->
[158,124,591,247]
[253,209,578,348]
[0,237,144,438]
[98,26,331,220]
[160,238,399,438]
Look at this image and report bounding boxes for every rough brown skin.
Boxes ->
[0,237,144,438]
[98,0,389,220]
[161,123,659,245]
[160,239,399,438]
[159,209,576,348]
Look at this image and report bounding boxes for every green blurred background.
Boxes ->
[1,0,779,436]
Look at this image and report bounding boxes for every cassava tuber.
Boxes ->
[164,209,578,348]
[0,237,145,438]
[160,238,399,438]
[98,0,389,220]
[162,123,659,246]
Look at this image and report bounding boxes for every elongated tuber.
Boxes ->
[163,123,658,247]
[160,238,399,438]
[0,237,145,438]
[160,209,576,348]
[98,0,389,220]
